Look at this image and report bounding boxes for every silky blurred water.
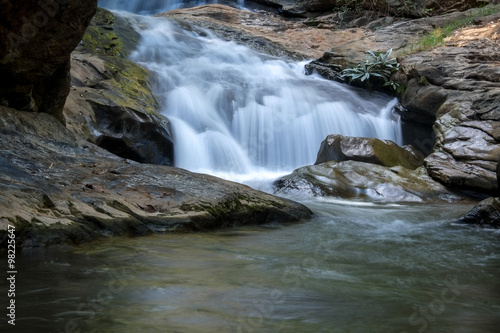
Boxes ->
[3,3,498,333]
[98,0,246,15]
[5,199,500,333]
[120,13,402,181]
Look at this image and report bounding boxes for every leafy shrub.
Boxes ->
[341,49,400,91]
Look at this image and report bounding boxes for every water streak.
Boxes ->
[98,0,244,15]
[121,13,402,181]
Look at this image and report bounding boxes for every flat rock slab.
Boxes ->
[0,106,311,247]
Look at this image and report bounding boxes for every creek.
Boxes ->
[4,2,499,333]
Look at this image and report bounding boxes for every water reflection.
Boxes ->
[6,200,500,333]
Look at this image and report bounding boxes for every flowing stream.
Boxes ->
[3,3,499,333]
[123,12,402,183]
[8,202,500,333]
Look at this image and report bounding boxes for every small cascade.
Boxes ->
[119,13,402,181]
[98,0,244,15]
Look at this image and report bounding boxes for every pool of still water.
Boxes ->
[5,199,500,333]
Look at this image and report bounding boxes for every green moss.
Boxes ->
[79,8,140,58]
[99,56,159,115]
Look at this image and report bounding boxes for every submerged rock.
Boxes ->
[458,197,500,227]
[274,160,471,203]
[0,106,312,247]
[0,0,98,114]
[315,134,424,169]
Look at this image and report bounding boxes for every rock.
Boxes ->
[401,78,448,124]
[64,52,175,166]
[76,7,140,58]
[0,106,311,247]
[162,4,363,60]
[307,8,500,195]
[315,134,424,169]
[0,0,98,114]
[62,9,174,166]
[457,197,500,227]
[274,160,470,203]
[251,0,495,17]
[497,162,500,193]
[397,15,500,194]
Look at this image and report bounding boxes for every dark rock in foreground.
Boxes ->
[458,197,500,227]
[0,0,98,114]
[0,106,311,247]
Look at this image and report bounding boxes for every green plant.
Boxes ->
[407,4,500,53]
[341,48,401,91]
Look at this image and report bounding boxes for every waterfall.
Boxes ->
[118,13,402,183]
[98,0,244,15]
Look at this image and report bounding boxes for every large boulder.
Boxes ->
[274,161,470,203]
[0,0,98,114]
[315,134,424,169]
[64,52,175,166]
[62,9,174,165]
[457,197,500,227]
[0,106,311,247]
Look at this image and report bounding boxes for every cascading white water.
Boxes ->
[121,12,402,182]
[98,0,244,15]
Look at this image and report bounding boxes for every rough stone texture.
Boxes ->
[274,161,471,203]
[315,134,424,169]
[250,0,496,17]
[458,197,500,227]
[64,52,174,166]
[62,9,174,166]
[162,4,366,60]
[498,162,500,193]
[76,7,140,58]
[413,19,500,194]
[306,8,500,195]
[0,0,98,114]
[0,106,312,247]
[400,78,448,124]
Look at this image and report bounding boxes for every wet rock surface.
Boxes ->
[62,9,175,166]
[315,134,424,169]
[274,161,471,203]
[458,197,500,227]
[160,4,366,59]
[299,7,500,195]
[0,106,312,247]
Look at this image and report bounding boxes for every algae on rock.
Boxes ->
[63,8,175,166]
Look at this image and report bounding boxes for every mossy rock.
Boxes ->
[99,55,159,115]
[78,8,140,58]
[315,134,424,170]
[275,160,470,203]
